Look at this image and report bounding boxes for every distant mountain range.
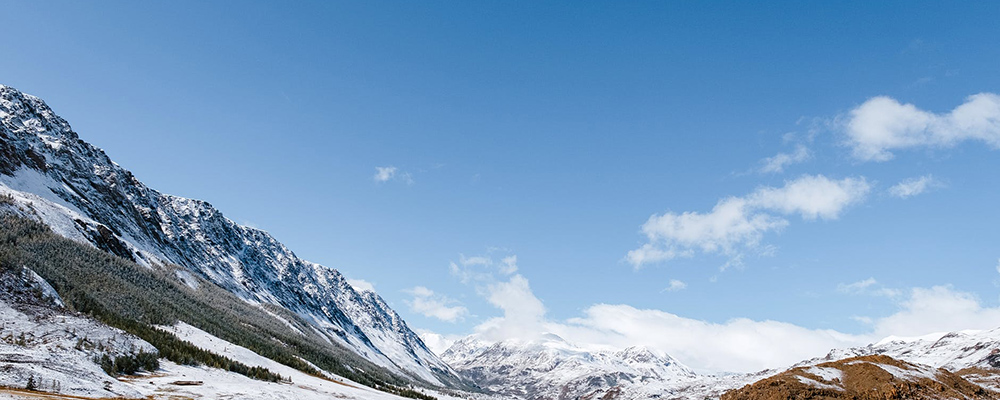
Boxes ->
[441,334,700,399]
[437,328,1000,399]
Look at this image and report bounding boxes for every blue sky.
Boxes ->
[3,1,1000,372]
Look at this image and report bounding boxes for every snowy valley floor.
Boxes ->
[0,293,471,400]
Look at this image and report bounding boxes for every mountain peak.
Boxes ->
[0,84,467,389]
[441,333,699,399]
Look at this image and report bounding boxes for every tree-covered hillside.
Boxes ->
[0,213,435,400]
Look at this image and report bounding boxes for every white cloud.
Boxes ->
[558,304,865,373]
[443,253,549,341]
[749,175,870,220]
[448,262,470,283]
[633,197,785,259]
[629,175,871,267]
[461,255,491,266]
[839,282,1000,338]
[759,145,811,173]
[837,278,901,298]
[888,175,940,198]
[486,275,546,320]
[404,286,469,323]
[451,255,868,372]
[625,243,688,267]
[414,328,464,355]
[373,166,414,185]
[844,93,1000,161]
[872,285,1000,338]
[347,278,376,293]
[473,274,547,342]
[473,276,1000,373]
[374,166,397,182]
[461,266,866,372]
[719,254,746,272]
[500,255,518,275]
[838,277,877,292]
[450,254,1000,374]
[450,252,520,282]
[663,279,687,292]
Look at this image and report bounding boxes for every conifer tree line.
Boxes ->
[0,215,437,399]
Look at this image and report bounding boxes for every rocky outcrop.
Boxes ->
[721,355,997,400]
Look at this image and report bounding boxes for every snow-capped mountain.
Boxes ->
[803,328,1000,372]
[0,84,463,388]
[722,354,997,400]
[441,333,706,399]
[744,328,1000,398]
[807,328,1000,391]
[443,327,1000,399]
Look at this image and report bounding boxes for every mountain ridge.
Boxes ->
[440,326,1000,399]
[722,354,998,400]
[0,83,465,388]
[441,333,709,399]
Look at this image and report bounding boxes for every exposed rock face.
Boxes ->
[0,84,464,387]
[721,355,998,400]
[821,329,1000,373]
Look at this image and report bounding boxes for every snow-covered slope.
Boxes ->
[0,265,468,400]
[0,84,462,388]
[804,328,1000,373]
[440,334,733,399]
[0,266,156,398]
[136,322,462,400]
[805,328,1000,392]
[722,355,998,400]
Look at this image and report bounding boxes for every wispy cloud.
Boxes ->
[444,252,549,341]
[758,145,811,174]
[404,286,468,322]
[499,255,519,275]
[842,93,1000,161]
[888,175,941,198]
[373,166,414,185]
[450,252,519,283]
[837,277,877,292]
[374,166,397,182]
[628,175,871,268]
[662,279,687,292]
[837,278,901,298]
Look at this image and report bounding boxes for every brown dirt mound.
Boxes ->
[721,355,999,400]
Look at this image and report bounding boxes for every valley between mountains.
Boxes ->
[2,83,1000,400]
